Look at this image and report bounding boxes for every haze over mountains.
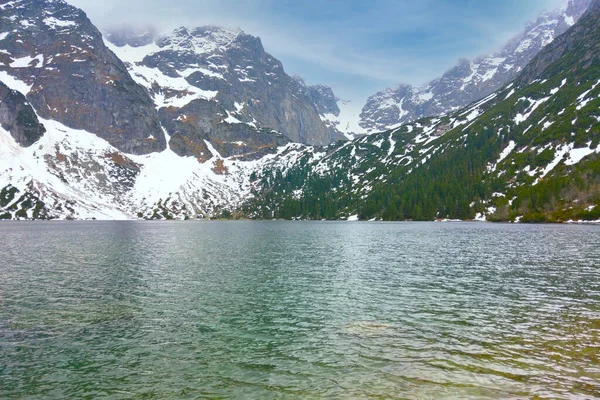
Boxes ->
[0,0,599,221]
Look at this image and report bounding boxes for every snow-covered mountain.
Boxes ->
[105,24,346,159]
[0,111,316,220]
[359,0,593,133]
[0,0,347,220]
[243,0,600,223]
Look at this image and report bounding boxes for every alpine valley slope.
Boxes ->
[242,0,600,223]
[359,0,593,134]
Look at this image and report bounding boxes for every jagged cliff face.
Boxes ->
[0,81,45,147]
[359,0,593,133]
[291,77,347,140]
[106,25,343,160]
[305,84,340,116]
[0,0,165,154]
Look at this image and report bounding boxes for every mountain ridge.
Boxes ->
[239,0,600,223]
[359,0,593,134]
[104,24,346,158]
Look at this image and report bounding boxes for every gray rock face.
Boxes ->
[291,76,346,140]
[106,25,342,151]
[291,78,341,116]
[0,0,165,154]
[0,81,45,147]
[569,0,597,17]
[359,0,593,133]
[306,85,340,116]
[158,98,290,161]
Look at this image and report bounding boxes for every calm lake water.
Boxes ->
[1,221,599,399]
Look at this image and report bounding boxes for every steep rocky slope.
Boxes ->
[291,77,363,140]
[105,25,344,160]
[0,110,314,220]
[0,0,165,154]
[359,0,592,133]
[0,81,45,147]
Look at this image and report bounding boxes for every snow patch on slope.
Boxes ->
[105,40,218,108]
[0,70,33,94]
[321,99,368,139]
[0,111,318,220]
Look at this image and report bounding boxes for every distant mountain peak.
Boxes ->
[156,25,244,53]
[359,0,593,133]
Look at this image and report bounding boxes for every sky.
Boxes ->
[69,0,566,108]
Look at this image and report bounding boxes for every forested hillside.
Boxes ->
[243,2,600,223]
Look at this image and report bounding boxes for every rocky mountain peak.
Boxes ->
[0,0,165,154]
[292,77,340,116]
[307,85,340,115]
[516,0,600,86]
[105,23,341,159]
[156,25,243,53]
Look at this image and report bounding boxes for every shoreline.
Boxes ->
[2,218,599,224]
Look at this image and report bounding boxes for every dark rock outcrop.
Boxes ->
[306,85,340,116]
[290,77,341,116]
[0,81,45,146]
[159,99,290,161]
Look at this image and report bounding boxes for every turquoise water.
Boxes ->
[1,221,599,398]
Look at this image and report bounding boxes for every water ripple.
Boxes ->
[1,221,599,398]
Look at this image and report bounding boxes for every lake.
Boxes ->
[1,221,599,398]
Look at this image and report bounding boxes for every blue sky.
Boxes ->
[71,0,565,106]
